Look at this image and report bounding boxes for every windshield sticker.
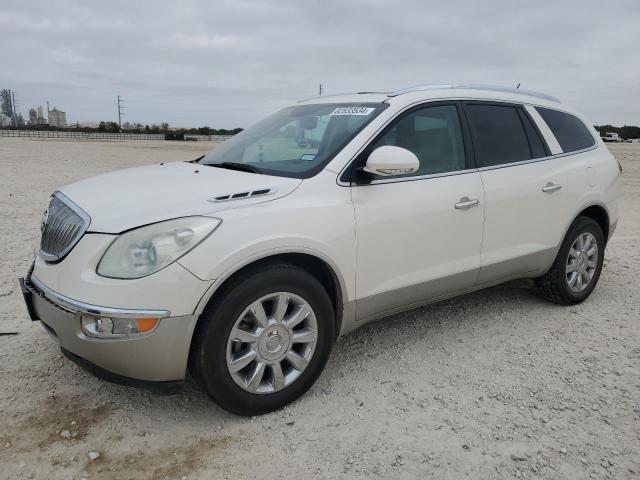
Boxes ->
[329,107,375,116]
[299,154,316,161]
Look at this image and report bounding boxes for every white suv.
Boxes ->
[20,85,621,415]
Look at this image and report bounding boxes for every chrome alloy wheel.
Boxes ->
[226,292,318,394]
[566,232,598,293]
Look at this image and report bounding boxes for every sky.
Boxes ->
[1,0,639,128]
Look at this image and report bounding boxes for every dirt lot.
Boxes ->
[0,138,638,479]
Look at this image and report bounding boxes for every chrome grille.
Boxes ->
[39,192,90,262]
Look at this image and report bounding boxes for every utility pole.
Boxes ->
[117,95,125,128]
[318,83,324,96]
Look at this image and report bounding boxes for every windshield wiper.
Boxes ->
[208,162,261,174]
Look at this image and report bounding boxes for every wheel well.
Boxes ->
[578,205,609,243]
[199,253,343,339]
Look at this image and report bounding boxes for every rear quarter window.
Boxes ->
[535,107,595,153]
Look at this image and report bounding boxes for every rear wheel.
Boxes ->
[536,216,605,305]
[190,263,334,415]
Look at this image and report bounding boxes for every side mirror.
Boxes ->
[363,146,420,177]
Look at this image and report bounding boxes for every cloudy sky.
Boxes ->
[2,0,639,128]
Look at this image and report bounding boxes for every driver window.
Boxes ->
[371,104,466,177]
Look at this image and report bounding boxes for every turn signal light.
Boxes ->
[136,318,158,333]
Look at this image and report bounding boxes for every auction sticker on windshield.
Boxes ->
[329,107,375,116]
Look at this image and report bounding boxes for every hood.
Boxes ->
[59,162,301,233]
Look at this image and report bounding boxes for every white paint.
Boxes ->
[31,85,622,385]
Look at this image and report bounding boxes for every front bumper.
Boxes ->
[19,269,198,388]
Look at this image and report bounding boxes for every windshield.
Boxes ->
[201,103,387,178]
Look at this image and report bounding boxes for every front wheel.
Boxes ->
[189,263,335,416]
[536,216,605,305]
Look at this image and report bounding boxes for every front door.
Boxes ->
[351,103,485,321]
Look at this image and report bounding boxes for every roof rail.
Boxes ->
[387,84,560,103]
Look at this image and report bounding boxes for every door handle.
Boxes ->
[542,182,562,193]
[454,197,480,210]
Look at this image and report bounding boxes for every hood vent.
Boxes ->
[209,188,276,203]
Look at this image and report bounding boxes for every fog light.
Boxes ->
[81,316,159,338]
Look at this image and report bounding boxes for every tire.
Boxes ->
[189,262,335,416]
[536,216,605,305]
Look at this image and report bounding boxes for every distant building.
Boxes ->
[29,106,47,125]
[0,113,11,127]
[0,89,13,117]
[48,107,67,128]
[1,89,26,127]
[14,113,25,127]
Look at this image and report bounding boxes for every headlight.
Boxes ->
[97,217,221,279]
[81,316,160,337]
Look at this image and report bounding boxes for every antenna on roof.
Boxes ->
[516,83,521,89]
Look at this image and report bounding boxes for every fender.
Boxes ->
[560,201,612,246]
[187,245,351,317]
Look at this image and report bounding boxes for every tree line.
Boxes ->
[3,121,243,136]
[98,122,243,136]
[594,125,640,140]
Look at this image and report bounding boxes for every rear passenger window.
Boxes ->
[466,104,532,167]
[535,107,595,152]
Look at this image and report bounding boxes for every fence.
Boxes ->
[0,129,232,142]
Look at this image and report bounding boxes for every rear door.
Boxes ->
[464,102,570,283]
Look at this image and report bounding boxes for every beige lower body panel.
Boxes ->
[32,292,196,382]
[339,247,559,337]
[477,247,558,284]
[355,269,478,322]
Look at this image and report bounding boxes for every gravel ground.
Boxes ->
[0,138,638,480]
